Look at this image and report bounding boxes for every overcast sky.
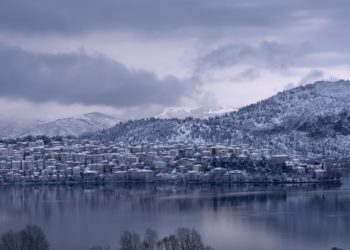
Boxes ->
[1,0,350,120]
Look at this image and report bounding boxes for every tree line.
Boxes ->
[89,227,213,250]
[0,224,345,250]
[0,225,213,250]
[0,224,49,250]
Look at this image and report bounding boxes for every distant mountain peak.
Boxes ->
[0,112,119,139]
[81,112,116,119]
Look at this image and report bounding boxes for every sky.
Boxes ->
[0,0,350,121]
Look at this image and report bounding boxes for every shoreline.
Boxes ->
[0,179,342,186]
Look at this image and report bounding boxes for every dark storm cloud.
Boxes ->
[0,0,283,34]
[1,0,349,34]
[0,44,198,107]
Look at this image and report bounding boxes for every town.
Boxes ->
[0,137,343,185]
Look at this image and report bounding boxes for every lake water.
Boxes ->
[0,179,349,250]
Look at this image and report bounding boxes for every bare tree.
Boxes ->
[90,227,213,250]
[167,235,180,250]
[19,224,50,250]
[0,225,49,250]
[156,235,179,250]
[156,236,169,250]
[176,228,208,250]
[119,231,141,250]
[0,231,21,250]
[141,229,158,250]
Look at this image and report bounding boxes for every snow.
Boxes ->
[88,80,350,158]
[0,112,119,138]
[156,106,237,119]
[3,80,350,158]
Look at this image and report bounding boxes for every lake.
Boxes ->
[0,179,349,250]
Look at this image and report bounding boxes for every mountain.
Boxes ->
[155,106,237,119]
[0,106,235,139]
[0,112,119,138]
[0,118,45,139]
[87,80,350,158]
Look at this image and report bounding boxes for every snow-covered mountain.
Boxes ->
[156,106,237,119]
[0,106,236,139]
[88,80,350,158]
[0,112,119,138]
[0,118,45,139]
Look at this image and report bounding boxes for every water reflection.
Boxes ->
[0,182,349,250]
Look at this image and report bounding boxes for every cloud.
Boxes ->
[283,82,296,90]
[0,44,199,107]
[283,69,324,90]
[1,0,350,117]
[299,69,324,85]
[236,68,261,81]
[196,40,312,74]
[0,0,342,35]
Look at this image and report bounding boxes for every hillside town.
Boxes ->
[0,138,343,185]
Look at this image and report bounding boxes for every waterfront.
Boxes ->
[0,179,349,250]
[0,139,343,185]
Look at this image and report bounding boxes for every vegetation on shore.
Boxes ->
[0,224,345,250]
[89,227,213,250]
[0,224,49,250]
[0,225,213,250]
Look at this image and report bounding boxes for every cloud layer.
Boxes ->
[0,0,291,34]
[0,44,198,107]
[196,41,311,73]
[0,0,350,119]
[1,0,349,35]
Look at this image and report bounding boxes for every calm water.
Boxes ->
[0,179,349,250]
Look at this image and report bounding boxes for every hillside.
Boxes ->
[0,112,119,138]
[0,119,44,139]
[155,106,237,119]
[88,80,350,157]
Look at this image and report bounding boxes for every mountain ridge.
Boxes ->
[0,106,237,139]
[87,80,350,158]
[0,112,119,138]
[155,106,237,119]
